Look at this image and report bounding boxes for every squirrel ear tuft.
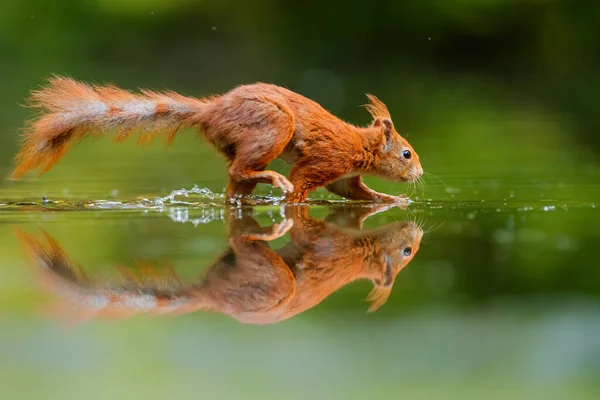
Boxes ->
[364,94,391,119]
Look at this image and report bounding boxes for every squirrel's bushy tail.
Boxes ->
[12,76,208,179]
[17,229,207,323]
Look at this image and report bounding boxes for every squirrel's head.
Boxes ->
[365,220,424,311]
[364,94,423,183]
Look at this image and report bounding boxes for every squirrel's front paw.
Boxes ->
[244,218,294,241]
[374,193,408,203]
[271,218,294,238]
[271,173,294,194]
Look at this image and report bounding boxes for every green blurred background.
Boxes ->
[0,1,599,399]
[0,0,599,200]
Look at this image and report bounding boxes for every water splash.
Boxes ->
[139,184,290,208]
[90,185,224,209]
[0,184,306,213]
[156,185,218,205]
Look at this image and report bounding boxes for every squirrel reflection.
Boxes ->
[18,205,423,325]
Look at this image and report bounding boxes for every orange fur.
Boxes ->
[13,76,423,202]
[17,205,423,325]
[12,76,206,179]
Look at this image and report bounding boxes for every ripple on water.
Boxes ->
[0,185,596,215]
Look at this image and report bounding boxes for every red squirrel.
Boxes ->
[17,205,423,325]
[12,77,423,203]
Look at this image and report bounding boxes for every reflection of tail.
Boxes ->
[17,229,206,324]
[12,76,207,179]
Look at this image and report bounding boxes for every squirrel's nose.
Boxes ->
[416,166,423,177]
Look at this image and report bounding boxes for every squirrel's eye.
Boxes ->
[403,247,412,256]
[402,150,411,160]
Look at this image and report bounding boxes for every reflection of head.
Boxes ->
[365,220,424,312]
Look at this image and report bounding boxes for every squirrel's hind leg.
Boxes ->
[226,163,294,199]
[226,180,259,198]
[218,96,295,199]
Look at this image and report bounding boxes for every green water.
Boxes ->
[1,166,599,399]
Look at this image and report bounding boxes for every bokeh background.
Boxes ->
[0,1,599,399]
[0,0,599,200]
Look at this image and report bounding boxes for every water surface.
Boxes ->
[0,181,598,399]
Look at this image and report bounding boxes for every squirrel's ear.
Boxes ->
[373,117,395,150]
[383,255,395,287]
[372,255,395,287]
